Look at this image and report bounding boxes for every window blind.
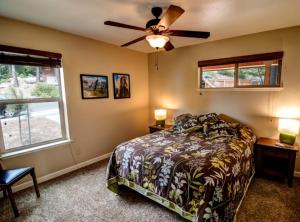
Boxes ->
[0,44,62,67]
[198,52,283,67]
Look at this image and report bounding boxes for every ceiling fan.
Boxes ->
[104,5,210,51]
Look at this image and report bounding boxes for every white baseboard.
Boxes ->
[294,171,300,178]
[1,152,111,196]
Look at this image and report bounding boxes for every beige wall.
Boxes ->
[148,26,300,171]
[1,16,300,181]
[0,17,149,178]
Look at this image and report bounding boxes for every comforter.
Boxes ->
[106,124,256,222]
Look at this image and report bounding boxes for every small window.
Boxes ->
[0,45,68,153]
[201,64,235,88]
[198,52,283,89]
[238,60,279,87]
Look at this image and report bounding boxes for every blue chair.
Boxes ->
[0,163,40,217]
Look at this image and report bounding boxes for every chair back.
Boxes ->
[0,161,3,170]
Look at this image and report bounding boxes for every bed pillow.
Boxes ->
[218,114,241,128]
[204,119,236,139]
[172,113,201,133]
[198,113,219,124]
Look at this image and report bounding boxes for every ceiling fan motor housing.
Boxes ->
[146,7,163,29]
[152,7,162,18]
[146,18,160,29]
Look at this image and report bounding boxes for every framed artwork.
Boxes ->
[80,74,109,99]
[113,73,130,99]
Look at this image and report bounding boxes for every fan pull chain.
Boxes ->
[155,49,159,70]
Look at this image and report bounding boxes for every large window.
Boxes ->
[199,52,283,89]
[0,45,68,154]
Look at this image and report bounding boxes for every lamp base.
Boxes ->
[156,120,165,127]
[279,133,296,145]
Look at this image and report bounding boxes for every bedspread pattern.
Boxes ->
[107,126,255,222]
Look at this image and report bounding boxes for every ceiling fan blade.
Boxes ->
[104,21,145,31]
[121,36,146,47]
[169,30,210,38]
[157,5,184,29]
[164,41,175,51]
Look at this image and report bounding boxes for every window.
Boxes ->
[238,60,279,87]
[201,64,235,88]
[0,45,68,153]
[199,52,283,89]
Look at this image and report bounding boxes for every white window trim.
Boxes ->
[59,68,70,140]
[0,67,70,154]
[0,121,5,153]
[0,139,72,159]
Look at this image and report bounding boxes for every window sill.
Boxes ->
[196,87,284,92]
[0,139,72,159]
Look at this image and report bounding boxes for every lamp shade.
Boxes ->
[278,118,300,135]
[146,35,169,48]
[154,109,167,120]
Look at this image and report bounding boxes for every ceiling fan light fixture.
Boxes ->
[104,5,210,51]
[146,35,169,48]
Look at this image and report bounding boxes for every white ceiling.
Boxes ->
[1,0,300,53]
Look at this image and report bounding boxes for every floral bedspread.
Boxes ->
[106,125,256,222]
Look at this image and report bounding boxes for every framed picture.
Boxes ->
[113,73,131,99]
[80,74,109,99]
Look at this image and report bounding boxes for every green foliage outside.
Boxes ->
[0,64,36,83]
[31,83,59,98]
[15,65,36,78]
[217,69,234,77]
[0,64,58,98]
[0,64,59,118]
[204,69,234,78]
[239,67,265,84]
[0,64,10,83]
[4,87,27,116]
[204,67,265,82]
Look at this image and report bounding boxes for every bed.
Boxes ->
[106,113,256,222]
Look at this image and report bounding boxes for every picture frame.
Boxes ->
[113,73,131,99]
[80,74,109,99]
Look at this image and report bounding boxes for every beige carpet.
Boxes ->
[1,159,299,222]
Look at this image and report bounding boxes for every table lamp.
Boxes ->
[154,109,167,126]
[278,118,299,145]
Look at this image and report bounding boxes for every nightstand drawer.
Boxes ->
[263,147,289,159]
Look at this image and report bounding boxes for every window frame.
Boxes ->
[198,52,283,89]
[0,45,69,154]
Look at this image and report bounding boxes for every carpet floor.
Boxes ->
[1,159,299,222]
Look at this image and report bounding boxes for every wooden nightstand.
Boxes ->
[149,125,172,134]
[255,137,299,187]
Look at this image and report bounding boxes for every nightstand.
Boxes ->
[255,137,299,187]
[149,125,172,134]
